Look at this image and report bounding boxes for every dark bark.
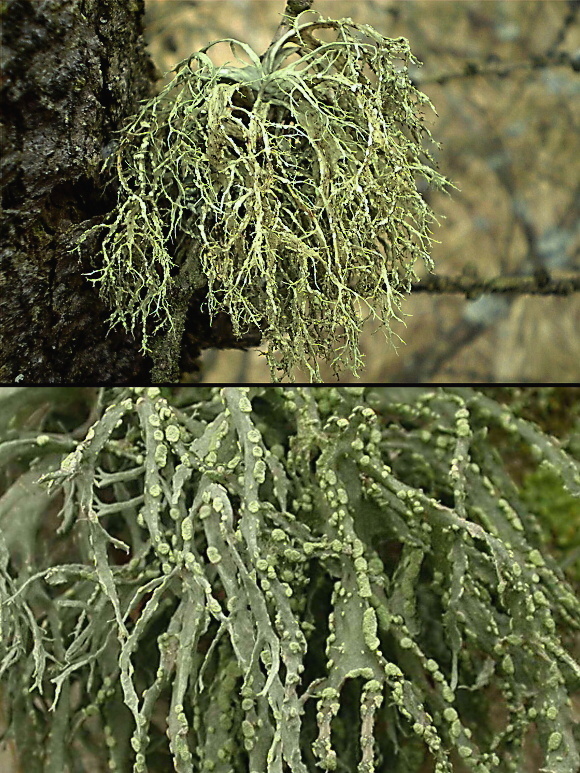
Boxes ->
[0,0,260,384]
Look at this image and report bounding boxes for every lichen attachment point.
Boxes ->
[76,12,451,381]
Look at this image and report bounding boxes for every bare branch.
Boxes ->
[284,0,315,21]
[411,271,580,298]
[417,49,579,86]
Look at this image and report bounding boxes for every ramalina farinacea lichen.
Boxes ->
[0,386,579,773]
[76,12,451,381]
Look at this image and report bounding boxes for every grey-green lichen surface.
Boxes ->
[76,13,451,381]
[0,386,579,773]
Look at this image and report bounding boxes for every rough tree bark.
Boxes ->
[0,0,260,385]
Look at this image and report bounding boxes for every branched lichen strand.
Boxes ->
[0,386,578,773]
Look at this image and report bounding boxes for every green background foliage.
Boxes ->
[0,386,579,773]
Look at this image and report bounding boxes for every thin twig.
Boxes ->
[411,271,580,298]
[416,49,579,86]
[546,0,579,58]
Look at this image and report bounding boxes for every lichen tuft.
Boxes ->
[75,14,451,381]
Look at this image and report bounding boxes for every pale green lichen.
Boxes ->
[1,386,579,773]
[154,442,168,468]
[206,546,222,563]
[74,13,451,382]
[181,518,193,542]
[362,607,380,651]
[529,548,545,567]
[165,424,181,443]
[502,654,515,675]
[238,396,253,414]
[450,720,462,739]
[548,731,562,751]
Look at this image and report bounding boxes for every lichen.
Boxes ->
[0,386,578,773]
[75,13,451,382]
[362,607,380,651]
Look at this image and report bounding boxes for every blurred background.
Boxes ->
[143,0,580,383]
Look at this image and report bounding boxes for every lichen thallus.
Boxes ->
[75,12,452,381]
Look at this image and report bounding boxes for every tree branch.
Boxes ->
[284,0,315,21]
[417,49,580,86]
[411,271,580,298]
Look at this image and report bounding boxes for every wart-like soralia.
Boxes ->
[1,386,579,772]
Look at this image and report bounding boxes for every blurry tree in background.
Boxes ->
[143,0,579,383]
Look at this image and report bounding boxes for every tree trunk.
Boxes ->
[0,0,260,384]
